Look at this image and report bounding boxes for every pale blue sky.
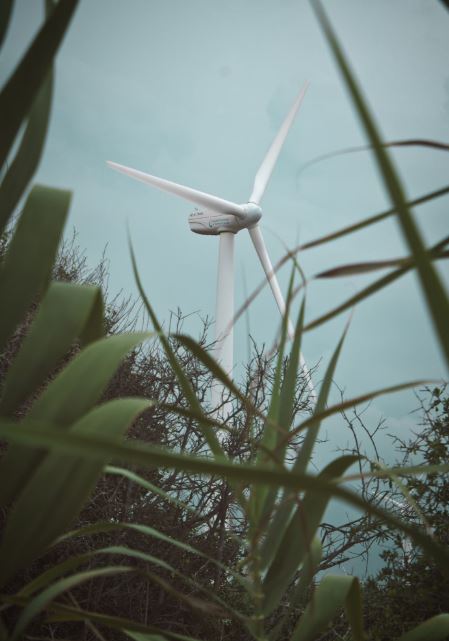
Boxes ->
[3,1,449,456]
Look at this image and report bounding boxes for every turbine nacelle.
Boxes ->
[188,203,262,235]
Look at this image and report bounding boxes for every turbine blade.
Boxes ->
[107,161,245,218]
[248,224,316,400]
[249,81,309,205]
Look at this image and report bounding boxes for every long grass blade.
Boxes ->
[230,184,449,330]
[312,0,449,370]
[269,537,322,641]
[291,575,365,641]
[129,241,224,458]
[300,138,449,177]
[2,420,446,572]
[315,246,449,279]
[0,15,54,233]
[58,520,250,590]
[261,455,358,616]
[0,0,14,51]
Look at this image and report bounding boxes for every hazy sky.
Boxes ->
[3,1,449,463]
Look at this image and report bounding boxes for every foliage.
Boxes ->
[0,2,449,641]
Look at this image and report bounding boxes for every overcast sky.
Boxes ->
[3,1,449,466]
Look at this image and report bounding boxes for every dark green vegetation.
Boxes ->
[1,1,449,640]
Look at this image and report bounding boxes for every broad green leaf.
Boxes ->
[0,418,448,573]
[0,281,104,417]
[305,234,449,332]
[0,0,79,168]
[269,537,322,641]
[0,69,53,235]
[10,566,132,641]
[0,398,149,586]
[396,614,449,641]
[262,456,358,616]
[291,575,364,641]
[0,185,70,352]
[313,0,449,371]
[345,576,366,641]
[0,0,13,50]
[0,332,148,506]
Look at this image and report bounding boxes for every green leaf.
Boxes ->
[258,324,348,577]
[125,633,168,641]
[0,615,8,641]
[123,630,166,641]
[40,600,201,641]
[0,0,13,50]
[262,455,358,616]
[0,185,70,352]
[0,0,79,168]
[396,614,449,641]
[255,296,307,525]
[297,183,449,254]
[0,281,104,417]
[270,537,322,641]
[18,544,244,622]
[0,398,149,586]
[315,246,449,279]
[0,418,448,574]
[291,575,365,641]
[10,566,132,641]
[248,268,297,524]
[345,577,366,641]
[58,519,249,590]
[0,66,53,235]
[312,0,449,371]
[0,332,148,506]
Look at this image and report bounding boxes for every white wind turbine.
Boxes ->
[107,81,315,410]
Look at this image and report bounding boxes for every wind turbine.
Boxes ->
[107,81,315,410]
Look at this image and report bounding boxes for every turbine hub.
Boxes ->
[188,203,262,236]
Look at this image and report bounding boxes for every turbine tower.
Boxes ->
[107,81,315,411]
